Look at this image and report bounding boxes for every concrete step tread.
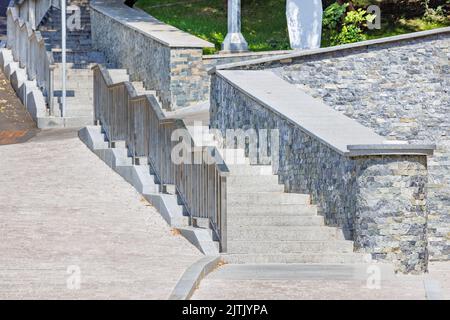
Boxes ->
[222,253,367,264]
[229,225,341,231]
[228,192,310,204]
[228,204,318,215]
[228,227,345,241]
[228,215,324,226]
[227,240,354,253]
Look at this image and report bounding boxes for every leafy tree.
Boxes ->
[322,2,376,46]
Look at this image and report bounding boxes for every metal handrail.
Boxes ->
[93,64,229,251]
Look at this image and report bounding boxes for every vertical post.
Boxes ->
[28,0,36,29]
[221,0,248,53]
[49,65,55,115]
[220,175,227,252]
[61,0,66,117]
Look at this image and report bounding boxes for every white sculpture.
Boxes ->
[286,0,323,50]
[222,0,248,52]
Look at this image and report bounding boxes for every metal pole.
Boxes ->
[61,0,66,117]
[221,0,248,53]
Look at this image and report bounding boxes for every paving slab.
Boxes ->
[0,128,202,299]
[190,263,450,300]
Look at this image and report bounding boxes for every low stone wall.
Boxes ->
[89,0,293,110]
[212,28,450,262]
[272,31,450,262]
[211,73,431,273]
[90,0,214,110]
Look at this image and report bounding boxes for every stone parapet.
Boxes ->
[209,27,450,262]
[90,0,213,110]
[89,0,295,110]
[210,71,434,273]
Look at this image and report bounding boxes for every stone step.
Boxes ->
[44,32,92,38]
[53,100,93,117]
[228,183,284,193]
[53,96,92,104]
[228,215,324,227]
[228,192,310,205]
[53,68,93,76]
[132,81,145,89]
[227,164,274,176]
[227,175,283,193]
[217,149,249,165]
[37,115,93,128]
[53,80,93,90]
[226,240,354,254]
[54,62,107,69]
[110,75,130,83]
[108,69,129,76]
[53,108,93,116]
[52,54,106,64]
[64,109,93,117]
[227,226,345,241]
[222,253,366,264]
[227,204,318,216]
[53,91,94,100]
[227,175,279,185]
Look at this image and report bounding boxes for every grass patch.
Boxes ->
[136,0,290,53]
[366,15,450,40]
[136,0,450,54]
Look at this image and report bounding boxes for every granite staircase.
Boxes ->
[87,60,369,265]
[38,0,112,126]
[188,126,368,264]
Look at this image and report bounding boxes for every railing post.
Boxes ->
[49,65,55,115]
[220,175,227,252]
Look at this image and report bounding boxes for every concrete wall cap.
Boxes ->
[215,70,435,158]
[346,144,436,157]
[90,0,214,49]
[209,27,450,74]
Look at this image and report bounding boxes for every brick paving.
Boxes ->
[0,129,202,299]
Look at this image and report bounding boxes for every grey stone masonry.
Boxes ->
[89,0,293,110]
[211,28,450,262]
[210,71,433,273]
[353,156,429,273]
[90,0,214,110]
[272,31,450,263]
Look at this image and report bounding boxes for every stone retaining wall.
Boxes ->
[211,74,429,273]
[89,0,291,110]
[91,3,208,109]
[213,29,450,262]
[270,32,450,262]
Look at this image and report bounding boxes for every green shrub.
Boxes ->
[322,3,376,46]
[423,0,448,23]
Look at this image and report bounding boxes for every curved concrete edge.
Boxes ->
[169,255,222,300]
[78,125,220,255]
[177,226,220,256]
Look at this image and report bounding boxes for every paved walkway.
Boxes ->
[0,129,202,299]
[192,262,450,300]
